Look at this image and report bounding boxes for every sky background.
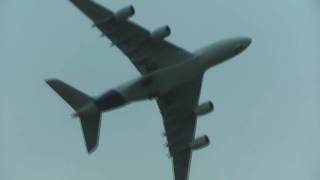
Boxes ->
[1,0,320,180]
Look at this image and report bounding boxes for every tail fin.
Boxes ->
[46,79,101,153]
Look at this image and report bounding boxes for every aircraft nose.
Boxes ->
[242,37,252,47]
[239,37,252,49]
[233,37,252,54]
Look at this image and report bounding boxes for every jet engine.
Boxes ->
[151,26,171,41]
[189,135,210,150]
[193,101,214,117]
[115,5,135,20]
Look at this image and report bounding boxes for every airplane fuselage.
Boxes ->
[93,37,252,112]
[46,0,254,159]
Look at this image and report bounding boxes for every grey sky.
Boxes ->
[1,0,320,180]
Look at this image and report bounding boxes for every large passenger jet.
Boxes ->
[47,1,252,180]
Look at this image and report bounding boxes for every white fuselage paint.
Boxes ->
[113,37,252,104]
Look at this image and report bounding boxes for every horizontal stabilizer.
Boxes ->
[46,79,93,110]
[46,79,101,153]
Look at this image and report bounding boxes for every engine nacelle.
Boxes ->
[189,135,210,150]
[193,101,214,117]
[115,5,135,20]
[151,26,171,41]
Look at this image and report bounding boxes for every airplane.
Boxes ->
[46,1,252,180]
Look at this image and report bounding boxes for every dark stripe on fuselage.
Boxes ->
[94,90,126,111]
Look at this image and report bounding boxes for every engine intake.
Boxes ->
[193,101,214,117]
[115,5,135,20]
[151,26,171,41]
[189,135,210,150]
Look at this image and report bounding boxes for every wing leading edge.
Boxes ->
[70,0,192,74]
[157,75,203,180]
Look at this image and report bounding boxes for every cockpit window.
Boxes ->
[234,43,245,54]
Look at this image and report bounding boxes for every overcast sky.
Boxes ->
[1,0,320,180]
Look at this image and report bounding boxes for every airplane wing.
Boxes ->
[157,75,203,180]
[70,0,192,75]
